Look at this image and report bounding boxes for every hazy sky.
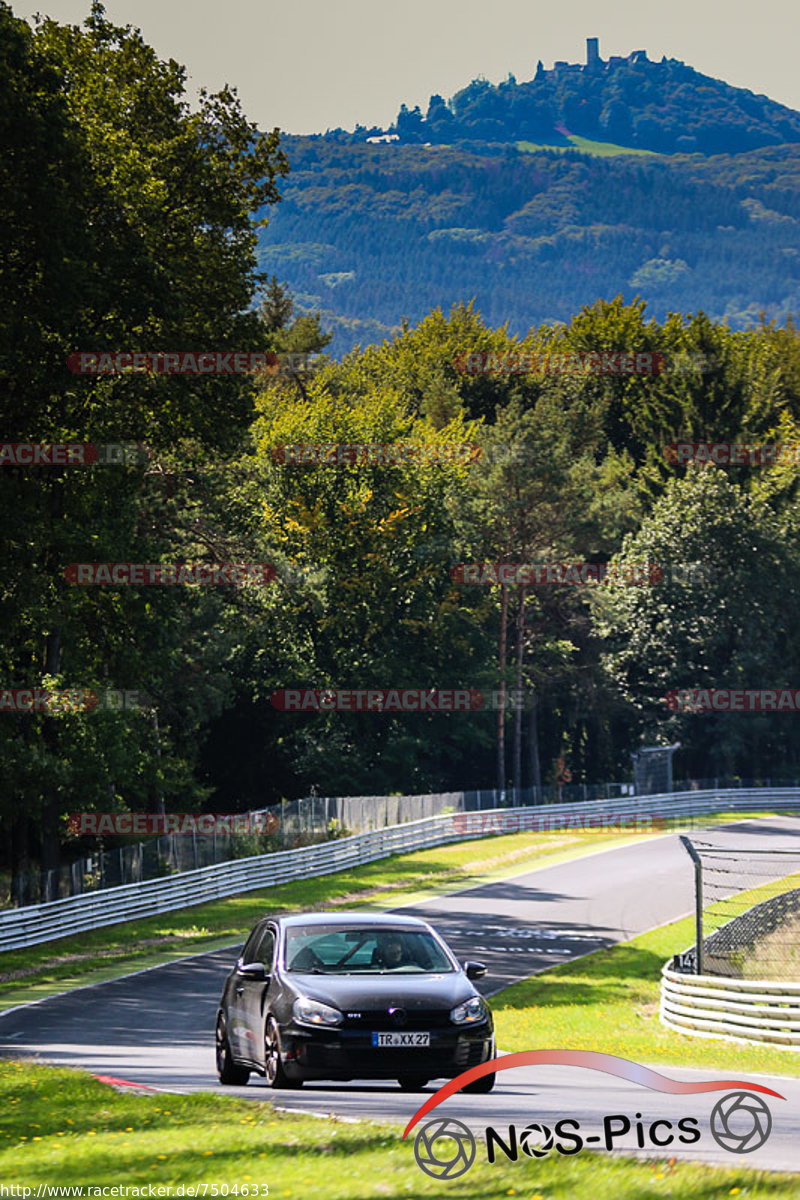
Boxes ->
[12,0,800,134]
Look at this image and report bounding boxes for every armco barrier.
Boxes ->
[1,787,798,953]
[661,966,800,1048]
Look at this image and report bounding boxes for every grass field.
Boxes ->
[0,1060,796,1197]
[744,913,800,981]
[517,135,658,157]
[701,871,800,982]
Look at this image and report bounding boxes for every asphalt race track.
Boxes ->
[2,818,800,1173]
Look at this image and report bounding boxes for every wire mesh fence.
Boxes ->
[4,774,799,910]
[677,837,800,981]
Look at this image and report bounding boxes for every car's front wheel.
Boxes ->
[397,1076,429,1091]
[216,1013,250,1086]
[463,1070,495,1093]
[265,1017,302,1088]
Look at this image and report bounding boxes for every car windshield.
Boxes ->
[284,925,455,974]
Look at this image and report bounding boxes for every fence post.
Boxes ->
[680,835,704,976]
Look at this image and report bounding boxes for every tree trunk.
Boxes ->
[40,627,63,900]
[39,474,66,898]
[496,583,509,792]
[10,810,31,906]
[512,587,526,797]
[528,692,541,802]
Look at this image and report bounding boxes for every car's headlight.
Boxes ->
[450,995,486,1024]
[292,996,344,1027]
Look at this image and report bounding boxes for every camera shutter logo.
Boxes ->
[519,1122,555,1158]
[710,1092,772,1153]
[414,1117,476,1179]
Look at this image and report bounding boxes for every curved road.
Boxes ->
[2,817,799,1173]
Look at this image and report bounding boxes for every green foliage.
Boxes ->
[0,2,287,886]
[3,3,800,887]
[596,467,800,774]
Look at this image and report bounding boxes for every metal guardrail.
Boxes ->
[661,966,800,1048]
[1,787,798,954]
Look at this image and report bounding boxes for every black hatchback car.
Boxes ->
[215,912,496,1092]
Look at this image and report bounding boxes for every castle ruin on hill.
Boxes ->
[546,37,650,77]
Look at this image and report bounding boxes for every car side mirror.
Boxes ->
[464,961,487,980]
[238,961,267,981]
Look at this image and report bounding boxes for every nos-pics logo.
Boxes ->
[403,1051,783,1180]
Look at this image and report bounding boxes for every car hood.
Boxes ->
[286,971,477,1011]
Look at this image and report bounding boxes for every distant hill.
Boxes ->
[258,137,800,357]
[260,44,800,358]
[339,39,800,157]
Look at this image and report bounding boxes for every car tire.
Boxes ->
[216,1013,250,1086]
[397,1076,429,1091]
[463,1071,496,1093]
[265,1016,301,1088]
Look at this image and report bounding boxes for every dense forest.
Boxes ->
[258,138,800,358]
[2,3,800,896]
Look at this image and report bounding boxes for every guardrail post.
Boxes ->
[679,835,704,976]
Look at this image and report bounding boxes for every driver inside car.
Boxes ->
[373,933,410,969]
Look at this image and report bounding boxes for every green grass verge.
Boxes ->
[493,884,800,1077]
[1,1060,797,1195]
[517,135,658,157]
[0,828,655,1007]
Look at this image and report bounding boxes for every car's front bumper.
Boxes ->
[279,1020,494,1081]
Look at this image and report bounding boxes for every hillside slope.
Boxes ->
[258,139,800,357]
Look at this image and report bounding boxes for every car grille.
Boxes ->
[343,1008,453,1030]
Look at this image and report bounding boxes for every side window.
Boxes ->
[255,927,275,970]
[242,926,263,964]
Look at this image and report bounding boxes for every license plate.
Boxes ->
[372,1031,430,1047]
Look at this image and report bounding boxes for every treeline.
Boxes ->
[259,138,800,358]
[2,4,800,897]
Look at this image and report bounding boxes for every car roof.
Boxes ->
[271,912,432,929]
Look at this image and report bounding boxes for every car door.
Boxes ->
[239,923,276,1066]
[227,924,266,1059]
